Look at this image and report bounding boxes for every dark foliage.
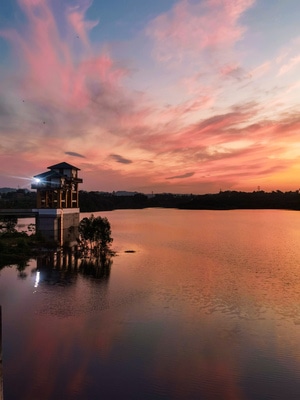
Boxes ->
[176,190,300,210]
[1,188,300,212]
[0,216,18,233]
[78,214,113,255]
[0,231,36,270]
[79,191,148,212]
[79,190,300,211]
[0,190,36,209]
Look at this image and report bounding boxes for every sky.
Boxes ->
[1,0,300,194]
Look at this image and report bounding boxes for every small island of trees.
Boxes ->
[78,214,113,257]
[0,214,114,271]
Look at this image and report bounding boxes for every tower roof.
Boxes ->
[33,170,62,179]
[48,162,80,170]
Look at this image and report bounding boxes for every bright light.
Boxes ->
[34,178,41,183]
[34,271,40,288]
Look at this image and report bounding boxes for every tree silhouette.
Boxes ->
[0,216,17,234]
[78,214,113,256]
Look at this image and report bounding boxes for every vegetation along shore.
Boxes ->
[1,188,300,212]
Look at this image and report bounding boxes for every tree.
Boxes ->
[78,214,113,255]
[0,216,17,234]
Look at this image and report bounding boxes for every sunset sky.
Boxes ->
[1,0,300,194]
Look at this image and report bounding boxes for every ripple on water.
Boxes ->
[36,277,151,318]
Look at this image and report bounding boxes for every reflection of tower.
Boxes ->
[31,162,83,246]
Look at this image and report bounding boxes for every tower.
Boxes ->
[31,162,83,246]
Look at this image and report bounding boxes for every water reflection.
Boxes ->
[0,253,31,279]
[2,209,300,399]
[33,249,112,287]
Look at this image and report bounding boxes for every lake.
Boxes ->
[1,208,300,399]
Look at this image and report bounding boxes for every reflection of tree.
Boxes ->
[0,249,31,277]
[79,254,112,280]
[34,248,113,285]
[0,248,113,283]
[0,221,35,275]
[16,259,29,279]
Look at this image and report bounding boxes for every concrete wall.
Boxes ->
[62,211,80,246]
[34,208,80,246]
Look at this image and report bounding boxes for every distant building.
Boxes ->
[31,162,83,246]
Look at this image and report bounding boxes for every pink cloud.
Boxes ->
[67,1,99,47]
[278,55,300,76]
[219,63,244,79]
[116,101,300,191]
[0,0,128,115]
[146,0,255,62]
[248,61,271,79]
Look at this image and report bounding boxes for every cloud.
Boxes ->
[146,0,255,63]
[67,1,99,47]
[110,154,133,164]
[278,55,300,76]
[0,0,129,115]
[1,0,300,195]
[65,151,86,158]
[166,172,195,180]
[0,0,141,159]
[249,62,271,79]
[219,64,247,80]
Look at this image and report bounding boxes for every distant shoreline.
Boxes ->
[79,190,300,212]
[1,189,300,213]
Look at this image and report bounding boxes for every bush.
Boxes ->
[78,214,113,255]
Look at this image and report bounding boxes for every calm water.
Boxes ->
[1,209,300,399]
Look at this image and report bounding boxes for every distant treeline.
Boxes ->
[1,189,300,211]
[79,190,300,212]
[0,190,36,209]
